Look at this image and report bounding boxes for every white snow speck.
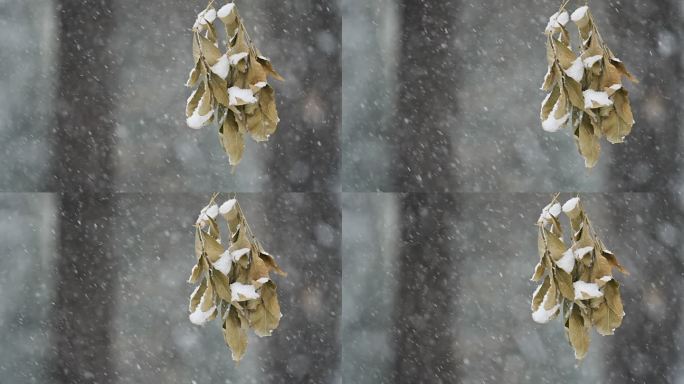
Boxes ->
[538,202,561,224]
[545,11,569,33]
[549,203,562,218]
[574,246,594,260]
[189,305,216,325]
[564,57,585,82]
[583,54,603,68]
[217,3,235,18]
[532,291,560,323]
[574,281,603,300]
[562,197,580,212]
[583,89,613,109]
[231,247,251,262]
[204,8,216,23]
[210,54,230,79]
[219,199,237,215]
[229,52,249,65]
[556,249,576,273]
[193,9,216,30]
[196,211,208,225]
[542,99,570,132]
[193,11,205,30]
[571,6,589,22]
[189,290,216,325]
[538,203,551,223]
[228,87,257,105]
[187,108,213,129]
[230,282,260,301]
[213,251,233,275]
[206,204,219,219]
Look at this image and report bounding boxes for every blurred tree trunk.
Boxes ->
[389,1,459,382]
[608,0,682,191]
[392,194,458,382]
[261,194,341,383]
[263,2,340,192]
[261,2,341,381]
[606,1,683,383]
[605,195,683,384]
[258,2,341,376]
[389,0,456,192]
[50,1,119,383]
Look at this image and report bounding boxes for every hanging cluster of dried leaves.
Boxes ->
[531,195,628,359]
[186,1,284,168]
[540,4,637,168]
[188,195,286,361]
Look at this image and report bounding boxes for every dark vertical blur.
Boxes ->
[261,194,342,383]
[49,1,119,382]
[608,0,682,192]
[606,1,683,382]
[605,194,683,383]
[51,194,118,383]
[391,194,459,382]
[263,2,341,192]
[50,0,118,192]
[389,1,460,381]
[389,1,458,192]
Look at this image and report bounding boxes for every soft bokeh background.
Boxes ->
[342,0,683,192]
[342,192,684,383]
[0,193,341,383]
[2,0,683,383]
[0,0,340,192]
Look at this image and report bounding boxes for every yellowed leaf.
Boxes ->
[200,282,215,312]
[189,278,207,312]
[531,261,546,281]
[544,228,566,261]
[188,261,204,284]
[212,270,232,302]
[220,111,245,166]
[577,115,600,168]
[565,77,584,110]
[249,282,281,337]
[224,309,248,361]
[556,269,575,301]
[186,83,205,117]
[248,254,270,282]
[259,251,287,276]
[532,276,551,311]
[568,305,590,359]
[613,89,634,125]
[256,55,284,81]
[202,231,225,262]
[198,34,222,66]
[210,74,229,107]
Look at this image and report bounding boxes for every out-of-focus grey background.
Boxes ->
[342,0,683,192]
[2,0,683,383]
[0,193,341,383]
[342,193,684,383]
[0,0,340,192]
